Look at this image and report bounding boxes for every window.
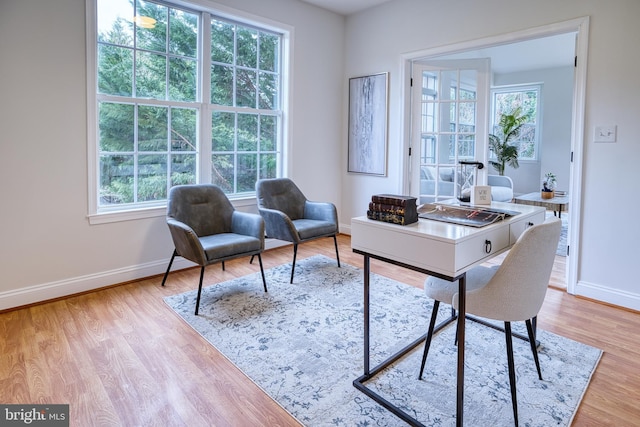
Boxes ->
[490,85,540,160]
[89,0,286,220]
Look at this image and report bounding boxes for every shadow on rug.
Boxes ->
[164,255,600,427]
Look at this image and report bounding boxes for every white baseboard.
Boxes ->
[575,280,640,312]
[0,239,291,311]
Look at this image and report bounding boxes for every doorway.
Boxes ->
[400,17,590,294]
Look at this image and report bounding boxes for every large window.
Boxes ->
[490,85,540,160]
[90,0,285,219]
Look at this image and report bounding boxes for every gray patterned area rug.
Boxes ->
[546,211,569,256]
[164,255,601,427]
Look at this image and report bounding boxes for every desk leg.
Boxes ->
[363,254,370,376]
[456,273,466,427]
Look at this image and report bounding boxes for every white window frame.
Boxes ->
[85,0,292,224]
[489,84,542,162]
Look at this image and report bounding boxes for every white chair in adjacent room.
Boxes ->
[418,217,562,426]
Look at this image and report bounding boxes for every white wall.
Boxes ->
[0,0,345,309]
[3,0,640,313]
[341,0,640,310]
[494,66,574,195]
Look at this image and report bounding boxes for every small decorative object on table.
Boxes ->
[367,194,418,225]
[541,172,557,199]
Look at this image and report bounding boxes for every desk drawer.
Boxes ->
[509,211,545,244]
[456,227,510,270]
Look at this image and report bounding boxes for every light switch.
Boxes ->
[594,125,617,143]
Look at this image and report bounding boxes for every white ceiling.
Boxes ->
[435,33,576,74]
[298,0,394,15]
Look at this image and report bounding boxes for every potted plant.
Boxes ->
[541,172,557,199]
[488,107,529,175]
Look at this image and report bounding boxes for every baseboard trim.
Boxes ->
[0,239,292,311]
[575,280,640,312]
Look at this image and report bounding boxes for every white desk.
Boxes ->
[351,202,545,426]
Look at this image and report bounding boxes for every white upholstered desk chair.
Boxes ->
[418,217,562,427]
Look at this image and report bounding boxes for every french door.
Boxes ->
[410,59,490,203]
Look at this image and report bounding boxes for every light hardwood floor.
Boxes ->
[1,234,639,426]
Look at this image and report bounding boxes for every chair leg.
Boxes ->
[290,244,298,284]
[194,266,205,316]
[526,319,543,380]
[250,255,255,264]
[222,261,225,271]
[161,249,177,287]
[257,253,267,292]
[419,300,440,380]
[333,235,341,267]
[504,321,519,427]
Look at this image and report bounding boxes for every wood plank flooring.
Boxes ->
[1,234,639,426]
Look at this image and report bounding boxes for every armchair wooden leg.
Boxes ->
[419,300,440,380]
[194,267,205,316]
[333,235,341,267]
[161,249,177,287]
[290,244,298,284]
[257,254,267,292]
[504,321,519,427]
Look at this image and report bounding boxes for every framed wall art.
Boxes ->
[347,72,388,176]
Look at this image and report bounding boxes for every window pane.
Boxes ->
[138,105,168,151]
[169,57,196,101]
[237,153,257,192]
[136,51,166,99]
[212,154,234,193]
[260,153,277,179]
[169,9,198,57]
[99,102,134,152]
[138,154,167,201]
[236,69,257,108]
[212,111,235,151]
[237,113,258,151]
[100,154,134,204]
[98,45,133,96]
[97,0,133,45]
[136,0,167,52]
[259,72,277,110]
[260,115,277,151]
[211,64,233,105]
[236,27,257,68]
[171,108,197,151]
[459,102,475,126]
[171,153,196,185]
[259,32,279,72]
[211,20,234,64]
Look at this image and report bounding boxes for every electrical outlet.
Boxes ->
[594,125,616,143]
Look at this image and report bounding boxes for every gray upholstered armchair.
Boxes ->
[161,184,267,315]
[256,178,340,283]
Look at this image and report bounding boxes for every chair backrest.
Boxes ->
[487,174,513,189]
[463,217,562,321]
[167,184,234,236]
[256,178,307,220]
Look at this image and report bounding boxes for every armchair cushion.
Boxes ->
[256,178,338,243]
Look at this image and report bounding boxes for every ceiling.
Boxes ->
[433,33,576,74]
[298,0,394,15]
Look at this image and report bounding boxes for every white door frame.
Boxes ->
[399,16,590,294]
